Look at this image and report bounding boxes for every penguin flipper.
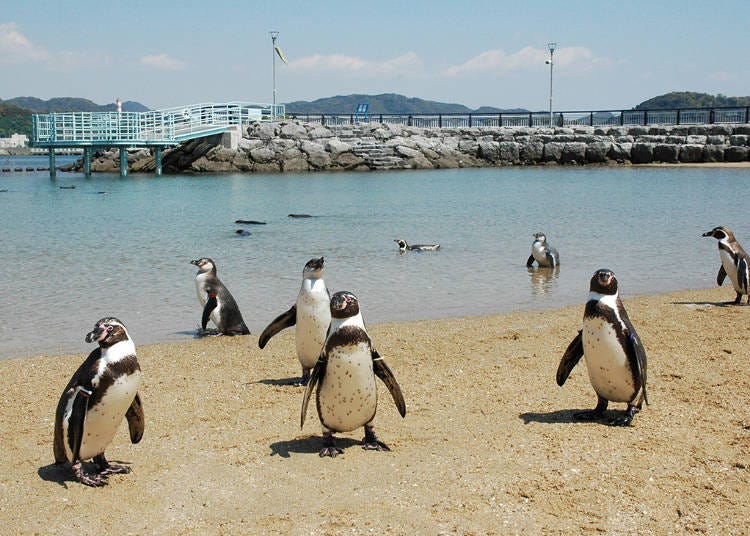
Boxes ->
[626,329,648,406]
[372,349,406,418]
[126,393,145,444]
[717,265,727,286]
[258,305,297,349]
[546,247,559,267]
[68,386,92,463]
[526,254,535,267]
[201,293,218,331]
[301,352,327,429]
[738,258,749,294]
[557,330,583,386]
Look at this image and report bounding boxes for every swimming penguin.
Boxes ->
[259,257,331,385]
[702,226,750,305]
[53,317,144,486]
[301,291,406,457]
[394,239,440,253]
[526,232,560,268]
[190,257,250,336]
[556,269,648,426]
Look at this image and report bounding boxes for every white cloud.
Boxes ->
[290,52,423,76]
[140,53,188,71]
[0,22,49,62]
[443,45,606,77]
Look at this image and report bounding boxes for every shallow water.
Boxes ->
[0,159,745,358]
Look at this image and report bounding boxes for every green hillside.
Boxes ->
[635,92,750,110]
[0,102,32,138]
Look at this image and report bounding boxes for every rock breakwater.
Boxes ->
[63,122,750,174]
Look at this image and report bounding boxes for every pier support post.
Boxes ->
[119,148,128,177]
[48,148,56,178]
[83,147,91,177]
[155,147,162,176]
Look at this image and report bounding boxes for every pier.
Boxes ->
[30,102,284,177]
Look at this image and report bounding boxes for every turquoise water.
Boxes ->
[1,159,746,358]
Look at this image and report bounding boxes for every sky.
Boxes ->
[1,0,748,112]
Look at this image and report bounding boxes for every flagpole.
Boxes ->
[270,31,279,109]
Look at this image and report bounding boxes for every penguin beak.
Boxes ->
[190,259,200,266]
[85,324,112,343]
[701,231,712,237]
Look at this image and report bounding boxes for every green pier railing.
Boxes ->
[31,101,285,177]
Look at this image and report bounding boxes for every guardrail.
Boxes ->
[31,102,285,147]
[288,106,750,129]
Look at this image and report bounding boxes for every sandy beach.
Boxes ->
[1,285,748,534]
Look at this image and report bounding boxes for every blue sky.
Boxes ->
[2,0,748,111]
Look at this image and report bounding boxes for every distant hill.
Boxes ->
[4,97,149,113]
[635,92,750,110]
[284,93,528,115]
[0,101,32,138]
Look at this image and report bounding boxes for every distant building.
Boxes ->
[0,133,29,148]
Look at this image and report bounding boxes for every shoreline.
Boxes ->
[2,285,748,533]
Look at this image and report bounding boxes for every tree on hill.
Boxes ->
[0,102,32,138]
[636,91,750,109]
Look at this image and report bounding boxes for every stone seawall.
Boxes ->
[65,122,750,174]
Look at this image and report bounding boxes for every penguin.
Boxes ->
[526,232,560,268]
[702,226,750,305]
[259,257,331,385]
[394,239,440,253]
[301,291,406,457]
[190,257,250,336]
[53,317,145,486]
[556,269,648,426]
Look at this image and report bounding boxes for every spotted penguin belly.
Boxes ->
[583,318,635,403]
[76,371,141,461]
[296,298,330,368]
[318,343,377,432]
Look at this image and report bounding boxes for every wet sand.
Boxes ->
[1,286,748,534]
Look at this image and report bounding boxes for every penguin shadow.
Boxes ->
[269,436,361,458]
[519,409,634,426]
[671,300,735,308]
[256,377,306,386]
[37,460,133,488]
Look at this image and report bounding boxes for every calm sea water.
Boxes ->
[1,156,746,358]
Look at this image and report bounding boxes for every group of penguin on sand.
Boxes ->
[53,225,749,486]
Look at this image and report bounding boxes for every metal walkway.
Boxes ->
[30,102,285,176]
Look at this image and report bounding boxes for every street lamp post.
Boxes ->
[546,42,556,127]
[270,31,279,108]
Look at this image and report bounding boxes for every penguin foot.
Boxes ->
[319,434,344,457]
[73,462,108,487]
[362,426,391,451]
[609,406,637,427]
[99,464,131,476]
[197,328,222,337]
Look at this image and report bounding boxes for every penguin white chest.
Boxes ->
[317,343,377,433]
[719,248,741,290]
[295,284,331,368]
[194,275,222,327]
[583,317,635,403]
[532,243,551,266]
[65,369,141,462]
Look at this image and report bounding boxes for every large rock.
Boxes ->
[542,142,564,162]
[325,138,353,158]
[631,143,654,164]
[519,140,544,163]
[560,142,587,164]
[279,122,307,139]
[653,144,679,163]
[679,144,704,163]
[249,147,276,164]
[725,146,749,162]
[702,145,725,163]
[585,141,611,163]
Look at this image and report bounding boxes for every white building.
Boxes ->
[0,133,29,148]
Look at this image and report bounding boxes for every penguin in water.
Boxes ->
[53,317,145,486]
[259,257,331,385]
[702,226,750,305]
[556,269,648,426]
[301,291,406,457]
[190,257,250,336]
[526,232,560,268]
[394,239,440,253]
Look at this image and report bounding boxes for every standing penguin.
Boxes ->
[702,226,750,305]
[259,257,331,385]
[301,291,406,457]
[191,257,250,336]
[526,232,560,268]
[53,318,145,486]
[556,269,648,426]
